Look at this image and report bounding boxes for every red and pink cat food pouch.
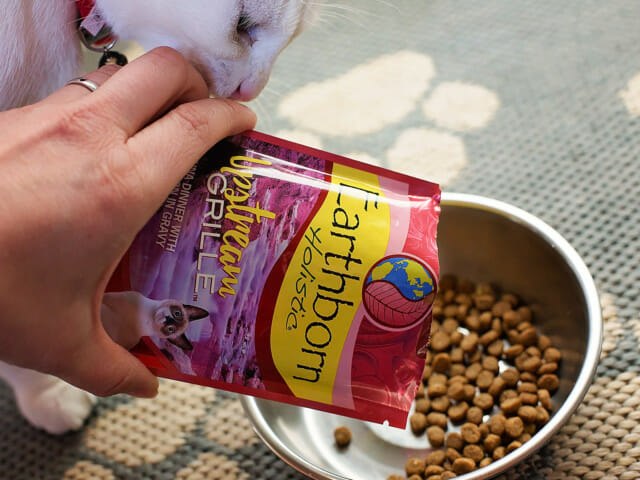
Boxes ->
[107,131,440,427]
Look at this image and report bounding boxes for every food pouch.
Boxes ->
[106,131,441,427]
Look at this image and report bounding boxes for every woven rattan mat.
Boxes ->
[2,0,640,478]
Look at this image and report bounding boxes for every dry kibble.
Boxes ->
[425,450,446,466]
[520,392,539,405]
[484,433,502,452]
[492,301,512,317]
[487,339,504,357]
[544,347,562,363]
[449,363,466,377]
[504,344,524,361]
[538,334,552,351]
[537,374,560,391]
[520,372,537,384]
[392,276,561,480]
[474,393,494,411]
[428,382,448,397]
[478,311,493,330]
[517,382,538,394]
[476,370,495,390]
[416,382,425,399]
[520,327,538,347]
[506,440,523,453]
[479,328,499,346]
[455,292,473,306]
[449,375,468,385]
[538,362,558,374]
[473,294,495,311]
[410,412,428,434]
[450,347,464,363]
[518,306,532,323]
[432,353,451,373]
[453,457,477,474]
[501,396,522,415]
[461,422,482,443]
[500,389,519,403]
[501,293,519,307]
[405,458,426,476]
[465,362,483,381]
[482,355,500,373]
[428,373,448,386]
[431,395,451,413]
[430,331,451,352]
[503,309,521,328]
[463,444,485,463]
[427,426,446,447]
[463,384,477,402]
[415,397,431,413]
[525,346,542,357]
[489,413,506,435]
[491,317,503,334]
[467,349,482,364]
[387,476,404,480]
[460,332,479,353]
[445,447,462,462]
[488,377,506,398]
[450,330,464,345]
[447,382,466,401]
[493,446,506,460]
[427,412,448,429]
[538,389,552,410]
[505,417,524,438]
[424,465,445,477]
[446,432,464,451]
[448,402,469,424]
[443,304,459,318]
[441,319,459,335]
[536,406,551,425]
[333,426,351,448]
[521,356,542,373]
[518,406,538,423]
[466,406,484,425]
[501,368,519,387]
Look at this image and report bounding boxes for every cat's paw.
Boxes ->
[15,376,97,435]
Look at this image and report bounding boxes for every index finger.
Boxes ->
[126,97,256,203]
[84,47,210,136]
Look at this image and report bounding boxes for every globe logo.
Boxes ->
[362,256,436,330]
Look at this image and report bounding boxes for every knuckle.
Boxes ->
[172,102,212,144]
[146,46,189,79]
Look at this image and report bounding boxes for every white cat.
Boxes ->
[0,0,317,434]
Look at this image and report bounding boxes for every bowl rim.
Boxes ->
[241,192,603,480]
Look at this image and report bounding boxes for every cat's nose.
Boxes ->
[229,83,257,102]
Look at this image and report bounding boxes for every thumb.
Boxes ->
[59,331,159,398]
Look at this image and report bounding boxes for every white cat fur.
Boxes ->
[0,0,317,434]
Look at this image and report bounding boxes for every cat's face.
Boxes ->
[153,300,209,350]
[97,0,318,100]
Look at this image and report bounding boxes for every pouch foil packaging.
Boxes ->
[106,131,440,427]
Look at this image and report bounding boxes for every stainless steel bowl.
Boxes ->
[241,192,602,480]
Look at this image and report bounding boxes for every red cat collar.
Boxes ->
[76,0,116,50]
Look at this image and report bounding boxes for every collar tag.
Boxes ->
[80,6,106,37]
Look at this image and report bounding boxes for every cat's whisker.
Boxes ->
[248,97,274,128]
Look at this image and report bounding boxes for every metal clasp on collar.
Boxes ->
[78,23,128,67]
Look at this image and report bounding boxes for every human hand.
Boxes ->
[0,47,256,398]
